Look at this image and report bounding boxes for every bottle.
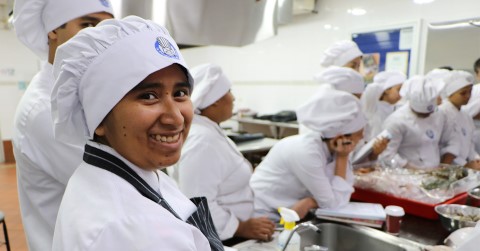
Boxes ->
[277,207,301,251]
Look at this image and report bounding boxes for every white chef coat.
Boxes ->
[364,101,396,141]
[174,115,254,240]
[379,104,459,169]
[438,100,480,165]
[52,142,211,250]
[12,61,84,251]
[473,120,480,154]
[249,132,355,220]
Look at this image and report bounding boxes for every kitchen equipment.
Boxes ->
[467,186,480,207]
[434,204,480,232]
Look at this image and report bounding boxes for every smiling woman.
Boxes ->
[49,16,223,251]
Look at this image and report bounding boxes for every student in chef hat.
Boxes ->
[424,68,453,102]
[320,40,363,72]
[11,1,114,250]
[361,70,406,141]
[173,63,276,241]
[438,70,480,169]
[50,16,224,251]
[463,84,480,155]
[379,76,459,169]
[250,87,366,220]
[313,65,365,98]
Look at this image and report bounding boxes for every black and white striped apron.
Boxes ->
[83,144,224,251]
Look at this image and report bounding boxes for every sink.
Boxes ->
[299,223,425,251]
[233,222,425,251]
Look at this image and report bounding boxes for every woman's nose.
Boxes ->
[160,99,184,126]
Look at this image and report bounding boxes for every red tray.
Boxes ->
[351,187,468,220]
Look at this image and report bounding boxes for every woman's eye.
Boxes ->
[175,89,190,97]
[139,93,157,100]
[81,22,96,28]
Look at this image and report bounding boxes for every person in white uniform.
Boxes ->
[174,63,275,241]
[361,70,406,141]
[250,87,366,220]
[320,40,363,72]
[50,16,223,250]
[379,76,459,169]
[438,71,480,169]
[462,84,480,154]
[11,1,113,250]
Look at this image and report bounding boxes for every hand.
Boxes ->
[329,137,355,157]
[291,197,318,219]
[236,217,275,241]
[466,160,480,170]
[370,137,389,159]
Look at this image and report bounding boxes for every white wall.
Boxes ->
[0,29,39,140]
[1,0,480,139]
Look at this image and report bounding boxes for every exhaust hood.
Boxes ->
[121,0,279,47]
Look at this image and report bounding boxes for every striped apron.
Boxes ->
[83,144,224,251]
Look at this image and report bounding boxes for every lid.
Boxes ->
[385,205,405,217]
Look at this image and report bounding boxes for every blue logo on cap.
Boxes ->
[99,0,110,7]
[155,37,179,59]
[427,105,434,112]
[426,129,435,139]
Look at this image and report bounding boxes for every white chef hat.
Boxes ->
[444,70,474,97]
[296,85,366,138]
[313,66,365,94]
[360,83,384,120]
[463,84,480,117]
[190,63,232,112]
[425,68,453,99]
[13,0,114,59]
[320,40,363,68]
[406,76,445,114]
[51,16,192,145]
[373,70,407,91]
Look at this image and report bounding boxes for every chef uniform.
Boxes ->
[462,84,480,154]
[379,76,459,169]
[320,40,363,68]
[439,71,479,165]
[173,64,255,240]
[361,71,406,141]
[11,1,114,250]
[50,16,223,250]
[250,87,366,220]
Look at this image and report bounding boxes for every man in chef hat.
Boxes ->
[379,76,459,169]
[320,40,363,72]
[51,16,223,250]
[313,65,365,98]
[250,86,366,220]
[11,0,114,250]
[438,71,480,169]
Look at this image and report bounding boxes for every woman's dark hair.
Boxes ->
[474,58,480,74]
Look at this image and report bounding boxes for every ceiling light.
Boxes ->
[347,8,366,16]
[324,24,332,30]
[413,0,435,4]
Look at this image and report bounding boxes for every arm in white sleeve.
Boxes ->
[439,112,460,157]
[379,120,408,168]
[178,140,239,240]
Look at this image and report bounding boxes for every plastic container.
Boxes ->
[385,205,405,235]
[277,207,300,251]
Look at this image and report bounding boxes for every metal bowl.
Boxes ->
[434,204,480,232]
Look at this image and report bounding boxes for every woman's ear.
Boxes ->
[94,123,106,137]
[47,30,58,41]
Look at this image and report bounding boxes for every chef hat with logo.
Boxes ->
[313,66,365,94]
[425,68,453,99]
[320,40,363,68]
[13,0,114,59]
[406,76,445,114]
[51,16,192,145]
[444,70,474,97]
[190,63,232,112]
[373,70,407,91]
[463,84,480,117]
[296,85,366,138]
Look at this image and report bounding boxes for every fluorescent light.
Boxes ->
[347,8,366,16]
[413,0,435,4]
[324,24,332,30]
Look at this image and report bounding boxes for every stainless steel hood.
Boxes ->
[121,0,279,47]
